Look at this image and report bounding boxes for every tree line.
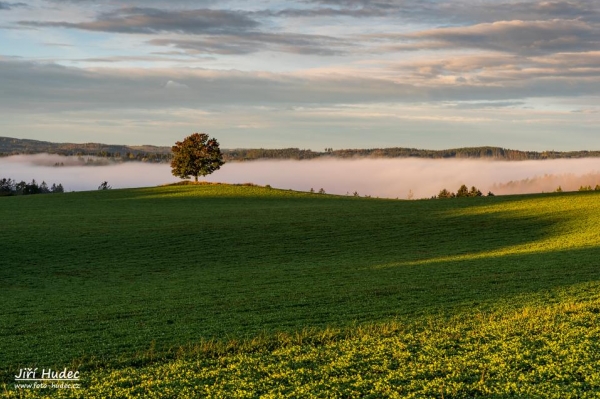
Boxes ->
[436,184,490,199]
[222,147,600,161]
[0,137,171,162]
[0,178,64,196]
[578,185,600,191]
[5,136,600,163]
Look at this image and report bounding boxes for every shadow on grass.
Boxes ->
[190,242,600,334]
[3,245,599,385]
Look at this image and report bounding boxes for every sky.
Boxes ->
[1,0,599,150]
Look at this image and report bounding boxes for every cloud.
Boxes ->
[530,50,600,66]
[17,5,346,56]
[260,7,386,18]
[378,19,600,55]
[14,2,600,59]
[307,0,600,24]
[164,80,189,89]
[0,1,26,10]
[39,0,600,24]
[43,42,75,47]
[443,101,527,110]
[148,32,348,56]
[67,55,208,64]
[305,0,408,11]
[46,0,219,3]
[19,7,259,34]
[456,1,600,24]
[0,59,418,111]
[1,58,600,114]
[45,0,221,5]
[387,51,600,87]
[148,37,259,56]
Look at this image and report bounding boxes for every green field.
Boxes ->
[1,184,600,398]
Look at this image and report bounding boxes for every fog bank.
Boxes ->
[0,154,179,192]
[2,154,600,198]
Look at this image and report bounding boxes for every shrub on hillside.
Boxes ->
[438,189,455,199]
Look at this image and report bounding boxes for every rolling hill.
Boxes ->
[1,184,599,397]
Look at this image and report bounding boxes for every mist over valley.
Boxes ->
[3,154,600,197]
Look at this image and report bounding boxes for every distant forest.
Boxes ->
[2,136,600,163]
[0,136,172,163]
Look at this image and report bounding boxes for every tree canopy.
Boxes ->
[437,184,485,199]
[170,133,225,182]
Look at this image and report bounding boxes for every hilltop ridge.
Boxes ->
[2,136,600,162]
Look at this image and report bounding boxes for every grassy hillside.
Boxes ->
[1,184,600,397]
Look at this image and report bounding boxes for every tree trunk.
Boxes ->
[194,175,198,182]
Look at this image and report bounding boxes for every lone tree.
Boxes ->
[171,133,225,182]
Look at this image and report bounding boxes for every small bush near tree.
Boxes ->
[98,181,112,190]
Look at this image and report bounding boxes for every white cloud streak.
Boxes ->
[2,57,600,114]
